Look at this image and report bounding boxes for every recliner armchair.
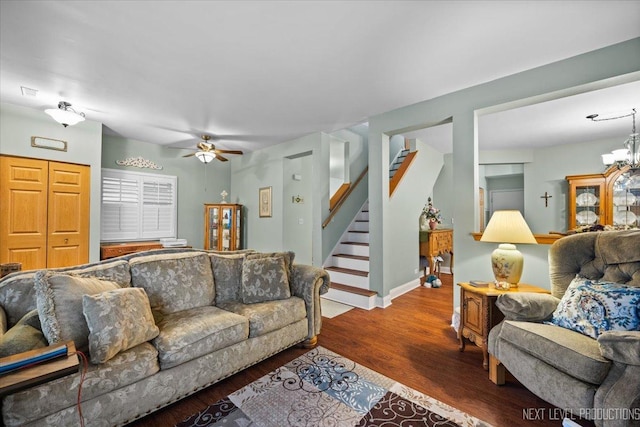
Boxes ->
[488,229,640,427]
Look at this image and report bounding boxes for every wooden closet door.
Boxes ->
[0,156,49,270]
[47,161,90,268]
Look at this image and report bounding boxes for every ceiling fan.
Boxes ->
[183,135,243,163]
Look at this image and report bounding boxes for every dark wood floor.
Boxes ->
[128,275,582,427]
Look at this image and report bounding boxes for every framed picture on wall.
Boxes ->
[259,186,272,217]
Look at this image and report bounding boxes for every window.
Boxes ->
[101,168,177,241]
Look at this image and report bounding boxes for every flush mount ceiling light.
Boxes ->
[588,108,639,169]
[45,101,85,127]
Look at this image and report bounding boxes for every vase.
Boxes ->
[429,221,437,230]
[419,214,429,231]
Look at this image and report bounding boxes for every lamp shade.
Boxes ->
[44,101,85,127]
[195,151,216,164]
[480,210,537,244]
[481,210,537,285]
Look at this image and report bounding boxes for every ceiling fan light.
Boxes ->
[195,151,216,164]
[45,101,85,127]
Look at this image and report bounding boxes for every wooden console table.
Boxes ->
[100,241,164,260]
[457,282,550,370]
[419,229,453,283]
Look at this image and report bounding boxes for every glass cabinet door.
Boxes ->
[235,208,241,249]
[208,206,219,250]
[221,207,232,251]
[611,170,640,228]
[574,185,601,226]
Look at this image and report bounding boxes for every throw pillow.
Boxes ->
[83,287,159,364]
[0,310,47,357]
[550,275,640,339]
[34,271,120,351]
[129,252,215,314]
[496,293,560,322]
[241,256,291,304]
[245,251,295,284]
[210,253,246,304]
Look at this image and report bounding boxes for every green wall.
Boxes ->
[230,132,330,265]
[0,103,103,262]
[101,135,231,249]
[368,37,640,309]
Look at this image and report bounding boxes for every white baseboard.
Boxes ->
[375,278,421,308]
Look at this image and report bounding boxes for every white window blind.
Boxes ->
[101,168,177,241]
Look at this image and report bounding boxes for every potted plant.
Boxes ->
[421,197,442,230]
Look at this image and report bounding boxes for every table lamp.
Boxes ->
[480,210,537,286]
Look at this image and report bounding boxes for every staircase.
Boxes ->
[389,149,409,180]
[323,202,377,309]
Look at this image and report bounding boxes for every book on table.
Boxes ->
[469,280,490,287]
[0,341,78,395]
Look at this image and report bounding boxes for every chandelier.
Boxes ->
[588,108,639,169]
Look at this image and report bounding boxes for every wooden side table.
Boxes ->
[419,229,453,283]
[0,341,78,396]
[457,282,550,370]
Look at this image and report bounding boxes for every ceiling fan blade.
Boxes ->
[215,154,229,162]
[182,153,196,157]
[214,149,243,155]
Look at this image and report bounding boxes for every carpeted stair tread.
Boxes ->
[330,282,377,297]
[348,230,368,234]
[324,266,369,276]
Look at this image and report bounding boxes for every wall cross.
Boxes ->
[540,191,552,207]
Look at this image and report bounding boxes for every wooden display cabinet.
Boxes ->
[567,165,639,230]
[204,203,243,251]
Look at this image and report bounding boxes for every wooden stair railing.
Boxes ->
[330,183,350,211]
[389,151,417,196]
[322,167,368,229]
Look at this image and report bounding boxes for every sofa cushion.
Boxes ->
[34,271,120,351]
[241,256,291,304]
[499,320,611,385]
[1,342,159,424]
[0,310,47,357]
[550,275,640,339]
[218,296,306,338]
[210,253,246,304]
[130,252,215,314]
[83,288,160,364]
[152,306,248,369]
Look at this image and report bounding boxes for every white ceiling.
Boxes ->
[1,1,639,153]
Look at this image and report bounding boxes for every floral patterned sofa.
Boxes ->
[488,230,640,427]
[0,248,330,426]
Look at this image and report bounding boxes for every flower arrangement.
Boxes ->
[422,197,442,224]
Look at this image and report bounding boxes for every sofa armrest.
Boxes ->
[598,331,640,365]
[290,265,330,340]
[495,292,560,322]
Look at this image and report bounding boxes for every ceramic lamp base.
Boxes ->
[491,243,523,286]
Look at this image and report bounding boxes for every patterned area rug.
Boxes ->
[176,346,491,427]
